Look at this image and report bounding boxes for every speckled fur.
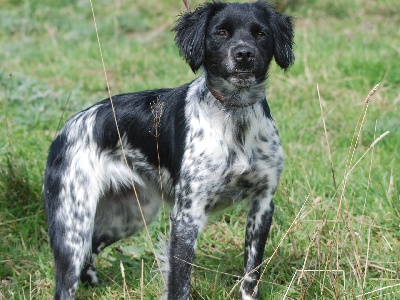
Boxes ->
[44,2,294,299]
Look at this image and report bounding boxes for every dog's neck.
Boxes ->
[205,77,265,108]
[207,82,242,107]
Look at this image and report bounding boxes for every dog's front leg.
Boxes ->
[240,196,275,300]
[166,198,207,300]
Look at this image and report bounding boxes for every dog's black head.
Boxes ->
[173,1,294,106]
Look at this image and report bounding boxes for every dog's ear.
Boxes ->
[256,1,295,70]
[173,3,223,73]
[271,12,295,70]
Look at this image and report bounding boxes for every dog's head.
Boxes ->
[174,1,295,76]
[173,1,294,106]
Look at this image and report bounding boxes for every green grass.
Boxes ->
[1,0,399,299]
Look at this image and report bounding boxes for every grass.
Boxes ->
[1,0,399,299]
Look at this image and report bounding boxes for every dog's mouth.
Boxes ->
[233,70,254,77]
[229,71,256,87]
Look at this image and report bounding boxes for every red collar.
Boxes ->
[206,81,258,108]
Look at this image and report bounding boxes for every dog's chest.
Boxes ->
[180,92,283,208]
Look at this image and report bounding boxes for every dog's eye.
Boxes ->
[217,29,229,37]
[257,31,267,38]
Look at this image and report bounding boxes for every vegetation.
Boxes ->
[1,0,399,299]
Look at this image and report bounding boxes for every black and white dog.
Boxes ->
[44,1,294,299]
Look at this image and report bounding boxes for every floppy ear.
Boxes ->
[256,1,295,70]
[173,3,223,73]
[271,11,295,70]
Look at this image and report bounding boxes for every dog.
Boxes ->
[44,1,294,299]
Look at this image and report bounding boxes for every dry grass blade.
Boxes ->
[335,84,380,232]
[150,99,168,238]
[173,256,242,280]
[182,0,191,12]
[53,91,72,140]
[88,0,165,285]
[141,259,144,300]
[182,0,192,13]
[317,83,337,190]
[382,235,393,251]
[120,261,127,299]
[362,228,371,294]
[344,131,390,177]
[283,270,345,299]
[360,119,377,233]
[356,283,400,298]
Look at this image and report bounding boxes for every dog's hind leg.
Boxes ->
[79,240,107,287]
[44,148,102,299]
[79,197,121,288]
[79,232,118,287]
[45,181,99,300]
[80,189,161,287]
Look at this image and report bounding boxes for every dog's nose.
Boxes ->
[233,46,255,64]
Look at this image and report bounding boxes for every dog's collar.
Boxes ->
[206,81,258,108]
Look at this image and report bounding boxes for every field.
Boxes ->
[1,0,399,299]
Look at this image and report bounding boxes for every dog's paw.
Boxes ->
[239,277,259,300]
[80,265,103,287]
